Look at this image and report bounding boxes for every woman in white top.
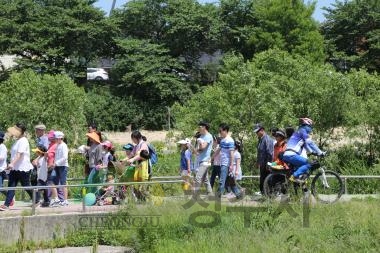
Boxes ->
[0,123,36,211]
[54,131,69,205]
[0,131,8,197]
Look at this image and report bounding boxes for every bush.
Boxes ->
[0,69,87,146]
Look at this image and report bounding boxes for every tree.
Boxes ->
[220,0,325,62]
[111,0,221,70]
[0,0,117,79]
[110,38,193,129]
[322,0,380,72]
[0,69,87,145]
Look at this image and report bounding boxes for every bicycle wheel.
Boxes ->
[263,173,288,198]
[311,170,344,204]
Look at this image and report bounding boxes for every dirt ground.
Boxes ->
[103,130,169,145]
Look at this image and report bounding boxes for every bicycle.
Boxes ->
[263,154,344,204]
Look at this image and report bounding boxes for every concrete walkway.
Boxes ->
[0,194,378,218]
[25,245,134,253]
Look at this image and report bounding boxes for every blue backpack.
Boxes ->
[148,143,158,165]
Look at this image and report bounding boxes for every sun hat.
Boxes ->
[54,131,64,139]
[177,138,190,145]
[86,132,101,144]
[34,124,46,130]
[32,145,47,154]
[101,140,113,149]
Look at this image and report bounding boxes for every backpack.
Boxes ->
[148,143,158,165]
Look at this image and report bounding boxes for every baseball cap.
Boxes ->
[122,143,134,151]
[54,131,64,139]
[253,123,264,133]
[101,140,113,149]
[47,130,55,139]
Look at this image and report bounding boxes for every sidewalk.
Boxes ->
[25,245,134,253]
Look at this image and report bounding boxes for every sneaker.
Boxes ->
[254,191,262,196]
[226,192,235,198]
[49,199,61,207]
[0,205,9,211]
[59,200,69,206]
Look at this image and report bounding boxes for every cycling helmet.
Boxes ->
[299,117,313,126]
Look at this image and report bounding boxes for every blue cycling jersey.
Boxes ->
[284,125,322,156]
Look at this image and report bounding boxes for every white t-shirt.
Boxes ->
[10,137,33,172]
[37,156,48,182]
[0,143,7,172]
[233,151,242,180]
[55,142,69,167]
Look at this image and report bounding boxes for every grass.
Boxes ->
[1,198,379,253]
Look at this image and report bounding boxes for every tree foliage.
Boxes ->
[0,0,117,78]
[0,69,87,145]
[112,0,221,66]
[322,0,380,72]
[220,0,325,62]
[84,86,141,131]
[110,38,193,129]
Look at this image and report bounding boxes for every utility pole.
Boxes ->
[167,106,171,131]
[110,0,117,16]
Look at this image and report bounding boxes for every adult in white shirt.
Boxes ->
[0,131,7,197]
[0,123,36,211]
[54,131,69,206]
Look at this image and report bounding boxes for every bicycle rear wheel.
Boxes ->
[311,170,344,204]
[263,173,288,199]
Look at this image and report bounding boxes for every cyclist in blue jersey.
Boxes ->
[282,118,325,183]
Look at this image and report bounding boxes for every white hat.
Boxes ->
[54,131,64,139]
[196,137,205,144]
[177,138,190,145]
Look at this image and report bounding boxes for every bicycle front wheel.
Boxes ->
[311,170,344,204]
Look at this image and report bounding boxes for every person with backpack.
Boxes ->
[122,131,149,165]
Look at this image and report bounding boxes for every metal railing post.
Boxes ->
[82,187,86,213]
[344,177,348,194]
[32,188,37,216]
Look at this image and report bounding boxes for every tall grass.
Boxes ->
[2,198,378,253]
